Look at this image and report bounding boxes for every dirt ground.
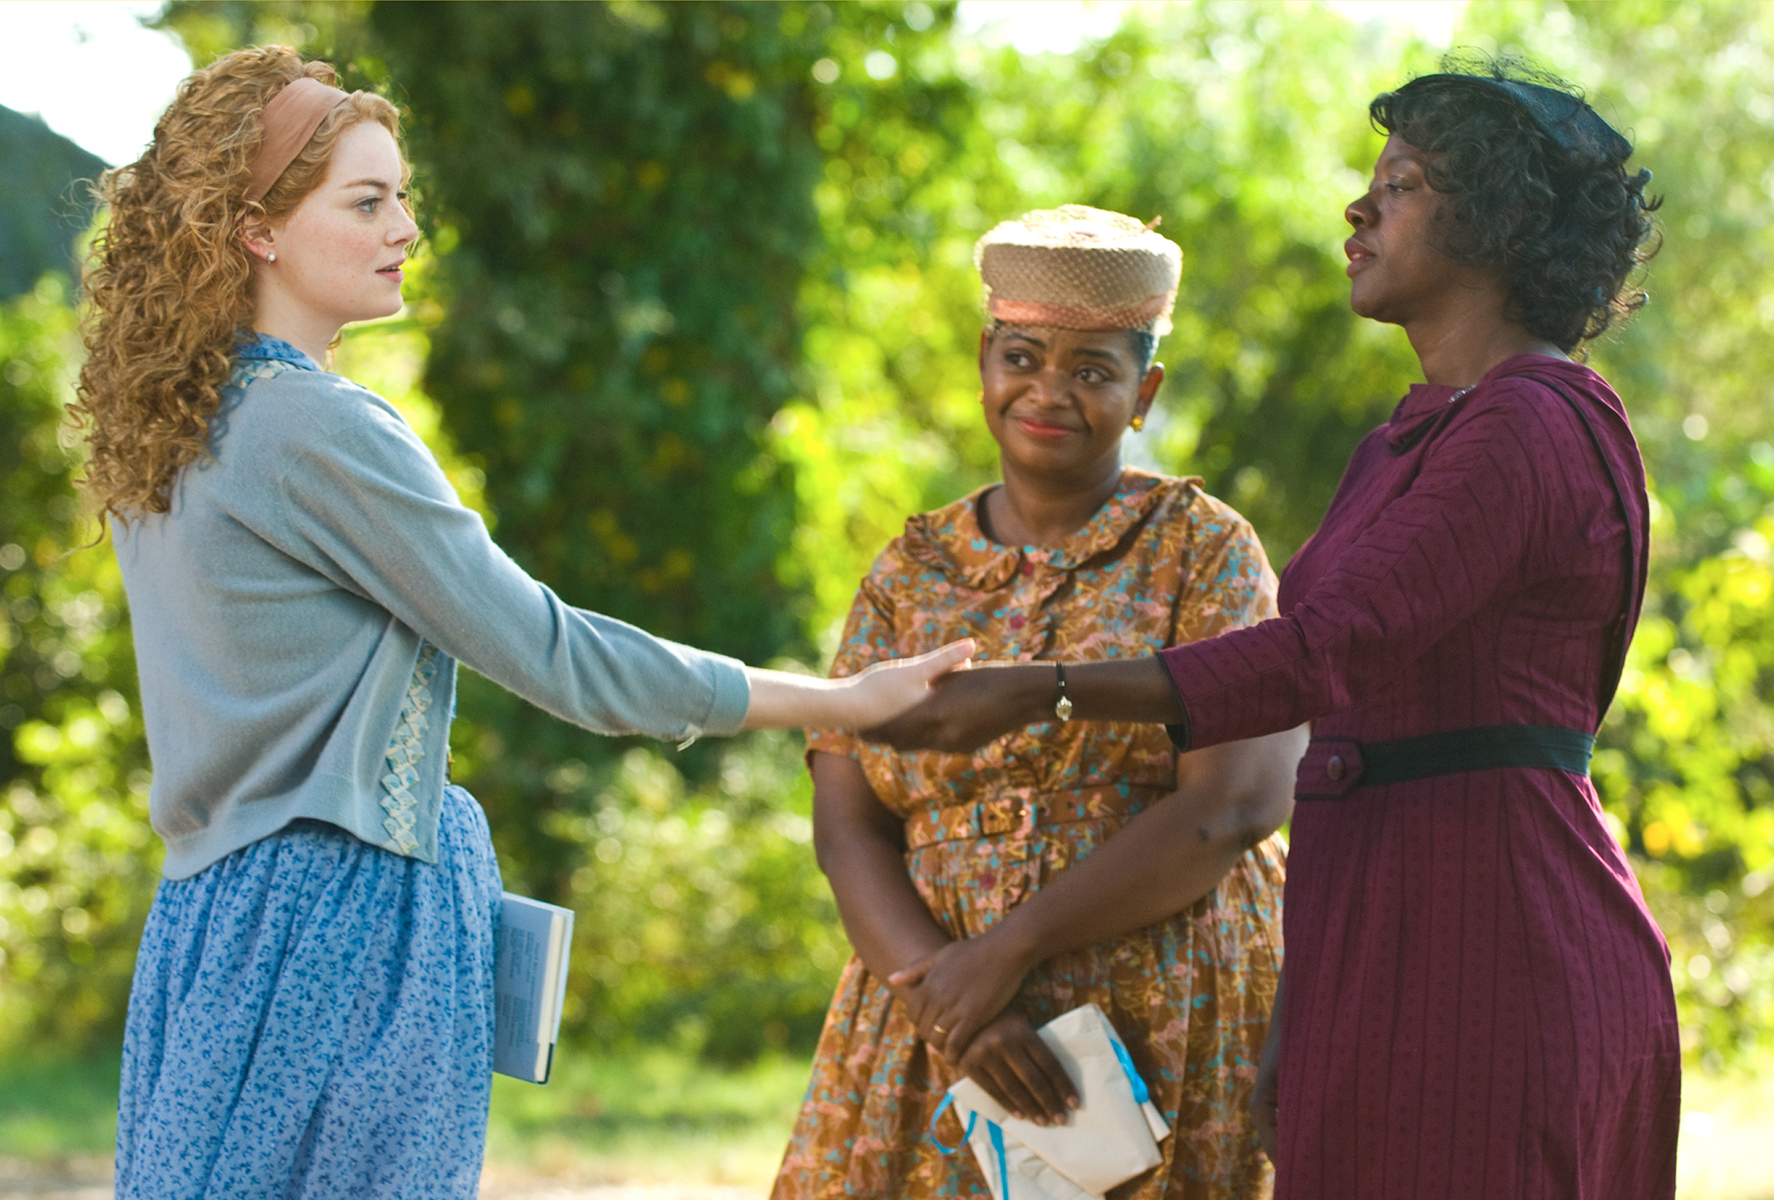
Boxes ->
[7,1100,1771,1200]
[0,1157,767,1200]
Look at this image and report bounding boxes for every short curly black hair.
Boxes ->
[1369,56,1661,351]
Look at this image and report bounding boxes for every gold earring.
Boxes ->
[1130,414,1145,432]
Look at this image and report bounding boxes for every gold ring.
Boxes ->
[933,1023,947,1034]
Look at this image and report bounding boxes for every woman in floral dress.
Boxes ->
[773,208,1308,1199]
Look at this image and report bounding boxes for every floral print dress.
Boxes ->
[774,469,1286,1200]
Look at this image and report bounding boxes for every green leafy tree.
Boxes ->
[773,3,1433,659]
[8,0,1770,1070]
[0,278,156,1046]
[362,0,834,898]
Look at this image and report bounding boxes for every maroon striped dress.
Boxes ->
[1159,355,1680,1200]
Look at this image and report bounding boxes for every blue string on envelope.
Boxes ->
[930,1093,1011,1198]
[929,1093,973,1152]
[930,1036,1153,1200]
[1109,1036,1153,1105]
[987,1120,1010,1196]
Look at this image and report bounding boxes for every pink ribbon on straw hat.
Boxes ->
[245,76,351,204]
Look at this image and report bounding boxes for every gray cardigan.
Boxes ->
[115,348,750,879]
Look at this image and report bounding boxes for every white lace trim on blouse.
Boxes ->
[229,358,300,388]
[380,643,440,857]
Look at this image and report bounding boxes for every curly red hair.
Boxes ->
[73,46,401,521]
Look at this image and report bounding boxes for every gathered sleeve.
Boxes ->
[1169,497,1280,649]
[804,569,901,761]
[249,387,750,741]
[1161,385,1568,749]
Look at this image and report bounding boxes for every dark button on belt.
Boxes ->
[1325,755,1346,781]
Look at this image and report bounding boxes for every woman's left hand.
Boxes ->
[890,930,1033,1061]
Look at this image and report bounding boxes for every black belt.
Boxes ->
[1295,724,1594,799]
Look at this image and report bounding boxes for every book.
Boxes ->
[493,892,575,1084]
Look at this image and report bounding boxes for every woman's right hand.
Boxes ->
[840,638,977,729]
[952,1011,1080,1127]
[862,661,1051,752]
[743,639,975,731]
[889,928,1034,1063]
[863,655,1189,752]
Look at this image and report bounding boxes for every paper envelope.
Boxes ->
[943,1004,1170,1200]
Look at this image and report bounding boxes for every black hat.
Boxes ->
[1392,73,1632,163]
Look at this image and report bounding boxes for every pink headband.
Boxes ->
[245,77,351,204]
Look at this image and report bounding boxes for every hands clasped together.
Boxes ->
[852,657,1085,1125]
[814,644,1291,1136]
[888,929,1082,1127]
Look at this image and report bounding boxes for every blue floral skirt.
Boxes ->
[116,786,502,1200]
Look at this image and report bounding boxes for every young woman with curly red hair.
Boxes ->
[78,46,968,1199]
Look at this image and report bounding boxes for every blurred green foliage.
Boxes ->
[774,1,1430,648]
[0,1046,123,1157]
[3,0,1772,1072]
[370,0,818,659]
[365,0,836,902]
[481,1043,813,1187]
[534,733,847,1063]
[0,279,157,1044]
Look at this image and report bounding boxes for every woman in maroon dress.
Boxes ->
[872,67,1679,1200]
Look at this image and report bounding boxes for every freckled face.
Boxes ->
[979,325,1157,477]
[262,122,418,328]
[1343,134,1463,326]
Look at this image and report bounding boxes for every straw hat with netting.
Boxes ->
[975,204,1183,336]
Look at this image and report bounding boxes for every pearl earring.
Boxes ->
[267,252,276,263]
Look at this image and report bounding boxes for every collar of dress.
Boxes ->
[905,468,1189,590]
[1385,353,1600,450]
[234,331,321,372]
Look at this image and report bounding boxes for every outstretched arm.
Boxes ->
[742,640,973,731]
[869,386,1575,754]
[887,723,1306,1061]
[257,386,974,742]
[864,655,1181,752]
